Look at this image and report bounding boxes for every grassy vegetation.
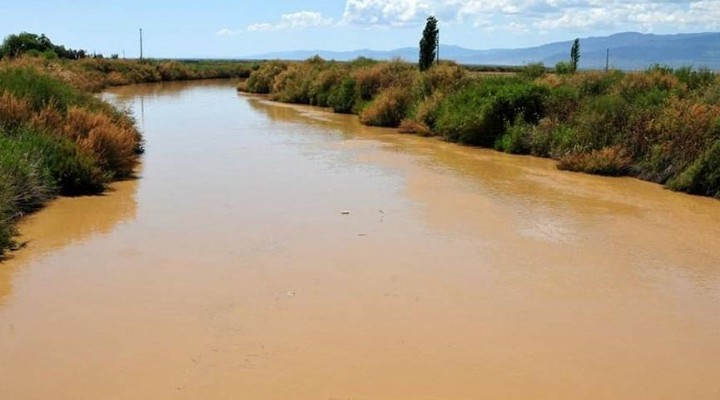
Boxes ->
[239,57,720,199]
[1,32,255,92]
[0,64,143,256]
[4,56,255,92]
[0,33,254,256]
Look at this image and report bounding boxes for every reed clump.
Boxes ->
[0,64,142,256]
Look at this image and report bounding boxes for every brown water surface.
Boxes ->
[1,80,719,400]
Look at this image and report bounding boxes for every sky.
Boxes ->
[1,0,719,58]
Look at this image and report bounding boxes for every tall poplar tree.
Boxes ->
[419,16,439,71]
[570,38,580,73]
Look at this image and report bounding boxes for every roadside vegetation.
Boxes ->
[239,57,720,199]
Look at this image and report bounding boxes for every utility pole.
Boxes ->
[605,48,609,72]
[139,28,143,60]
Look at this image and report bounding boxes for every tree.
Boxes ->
[0,32,45,58]
[0,32,86,60]
[570,38,580,73]
[419,16,439,71]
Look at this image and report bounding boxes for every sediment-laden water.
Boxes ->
[1,80,719,400]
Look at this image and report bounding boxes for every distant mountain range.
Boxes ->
[245,32,720,70]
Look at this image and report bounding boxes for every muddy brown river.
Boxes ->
[1,80,720,400]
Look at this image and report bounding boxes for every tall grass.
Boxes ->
[2,56,254,93]
[0,63,142,256]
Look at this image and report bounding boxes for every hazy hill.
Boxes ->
[246,32,720,70]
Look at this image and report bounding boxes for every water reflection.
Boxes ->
[242,94,720,277]
[108,79,238,101]
[0,174,139,306]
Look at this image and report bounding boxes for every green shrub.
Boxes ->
[555,61,572,75]
[0,202,16,255]
[435,78,548,146]
[521,62,547,79]
[543,85,581,122]
[244,61,288,94]
[0,130,55,215]
[347,56,377,69]
[0,67,94,111]
[42,50,58,60]
[328,77,357,114]
[1,127,103,196]
[668,140,720,197]
[495,117,531,154]
[674,66,716,91]
[572,94,630,151]
[527,118,577,157]
[309,66,347,107]
[568,70,624,96]
[415,91,445,130]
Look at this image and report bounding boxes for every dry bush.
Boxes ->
[0,92,32,130]
[354,60,418,100]
[535,73,563,88]
[398,119,432,136]
[63,107,140,178]
[29,105,63,130]
[424,62,467,93]
[271,63,313,103]
[641,97,720,181]
[244,61,288,93]
[566,70,624,96]
[557,145,632,176]
[613,70,681,99]
[106,71,130,86]
[359,86,414,127]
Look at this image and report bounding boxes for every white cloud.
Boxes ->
[341,0,434,26]
[338,0,720,32]
[216,28,240,37]
[247,11,333,32]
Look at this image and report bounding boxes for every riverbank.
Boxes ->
[8,57,254,92]
[3,80,720,399]
[0,56,257,256]
[238,58,720,199]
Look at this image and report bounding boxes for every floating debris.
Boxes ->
[341,211,351,215]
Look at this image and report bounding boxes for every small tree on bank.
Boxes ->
[570,38,580,73]
[419,16,439,71]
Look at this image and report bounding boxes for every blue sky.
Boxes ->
[1,0,719,58]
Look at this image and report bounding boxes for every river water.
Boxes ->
[1,80,719,399]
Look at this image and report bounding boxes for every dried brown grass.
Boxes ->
[557,145,632,176]
[62,107,140,178]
